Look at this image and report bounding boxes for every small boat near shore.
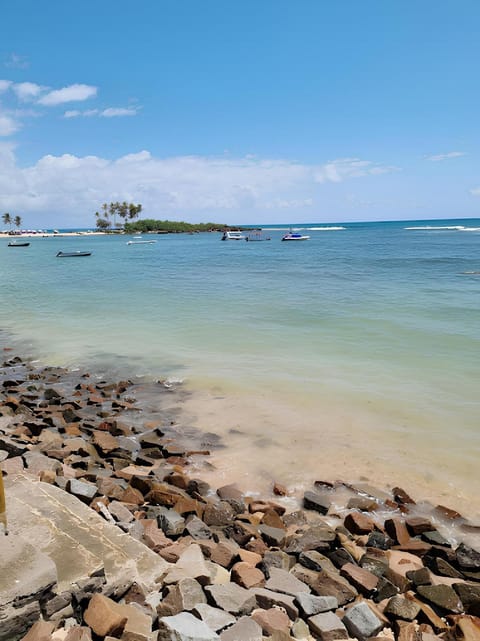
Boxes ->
[221,231,246,240]
[282,231,310,241]
[8,241,30,247]
[56,251,92,257]
[126,240,157,245]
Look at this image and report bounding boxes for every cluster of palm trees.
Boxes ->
[2,213,22,233]
[95,202,142,231]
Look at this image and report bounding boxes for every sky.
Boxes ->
[0,0,479,227]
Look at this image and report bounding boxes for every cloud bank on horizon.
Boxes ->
[0,1,479,226]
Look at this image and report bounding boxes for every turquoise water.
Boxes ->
[1,220,479,514]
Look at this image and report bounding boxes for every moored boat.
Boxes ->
[281,231,310,241]
[126,240,157,245]
[8,241,30,247]
[56,251,92,257]
[221,231,246,240]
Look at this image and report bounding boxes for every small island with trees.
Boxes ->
[95,201,243,234]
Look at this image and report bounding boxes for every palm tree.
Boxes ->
[13,215,22,231]
[128,203,142,221]
[2,213,12,231]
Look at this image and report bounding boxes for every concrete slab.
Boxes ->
[4,474,170,595]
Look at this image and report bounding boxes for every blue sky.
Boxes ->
[1,0,479,227]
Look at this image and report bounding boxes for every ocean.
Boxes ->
[1,219,479,517]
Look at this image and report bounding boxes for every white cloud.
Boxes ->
[63,106,138,118]
[0,148,396,224]
[38,83,97,106]
[470,188,480,196]
[314,158,399,183]
[424,151,466,161]
[0,80,12,93]
[0,112,20,136]
[101,107,137,117]
[12,82,44,101]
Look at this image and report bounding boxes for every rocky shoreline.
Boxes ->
[1,353,479,641]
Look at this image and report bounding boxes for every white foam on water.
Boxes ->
[306,226,346,231]
[404,225,466,230]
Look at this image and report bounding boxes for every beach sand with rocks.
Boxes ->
[1,352,479,641]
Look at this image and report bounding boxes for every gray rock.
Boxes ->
[384,595,420,621]
[203,501,236,527]
[417,584,464,613]
[299,551,337,573]
[295,593,338,616]
[220,616,262,641]
[308,611,348,641]
[205,583,257,615]
[342,601,383,639]
[265,567,311,597]
[67,478,97,503]
[158,507,186,536]
[157,612,219,640]
[453,582,480,615]
[261,550,295,576]
[251,588,299,619]
[257,524,286,547]
[284,525,335,554]
[456,543,480,571]
[185,515,213,540]
[192,603,236,632]
[108,500,135,523]
[303,491,331,514]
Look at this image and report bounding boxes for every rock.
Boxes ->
[384,596,421,621]
[258,524,286,547]
[192,603,236,632]
[84,594,128,638]
[231,562,265,589]
[347,497,379,511]
[165,544,211,585]
[310,568,358,606]
[284,524,336,554]
[158,507,186,536]
[66,478,97,504]
[457,544,480,572]
[205,583,257,615]
[340,562,379,595]
[406,567,431,587]
[157,612,219,641]
[217,483,243,501]
[308,611,348,641]
[295,593,338,616]
[342,601,384,639]
[252,588,299,620]
[18,620,56,641]
[405,517,432,536]
[262,550,295,575]
[392,487,416,505]
[157,578,207,616]
[303,491,331,514]
[220,616,263,640]
[203,501,236,527]
[387,551,424,577]
[416,584,464,613]
[210,541,239,568]
[454,583,480,615]
[299,550,336,574]
[453,615,480,641]
[252,607,291,636]
[344,511,376,534]
[265,567,311,597]
[108,500,135,523]
[184,515,213,540]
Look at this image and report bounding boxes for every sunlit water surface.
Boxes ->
[1,220,479,518]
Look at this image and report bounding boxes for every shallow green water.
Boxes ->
[1,220,479,513]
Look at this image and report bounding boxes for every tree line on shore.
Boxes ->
[95,202,233,234]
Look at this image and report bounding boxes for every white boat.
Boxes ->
[126,240,157,245]
[221,231,246,240]
[282,231,310,241]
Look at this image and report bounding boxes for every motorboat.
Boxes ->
[221,231,246,240]
[8,241,30,247]
[126,239,157,245]
[281,231,310,241]
[56,251,92,257]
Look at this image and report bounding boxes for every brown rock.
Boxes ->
[262,508,286,530]
[120,486,144,505]
[238,549,262,567]
[273,482,288,496]
[385,518,411,545]
[19,620,55,641]
[84,594,128,637]
[344,511,376,534]
[340,562,379,595]
[392,487,416,505]
[252,607,291,635]
[405,516,433,536]
[210,541,239,568]
[142,520,172,552]
[231,561,265,589]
